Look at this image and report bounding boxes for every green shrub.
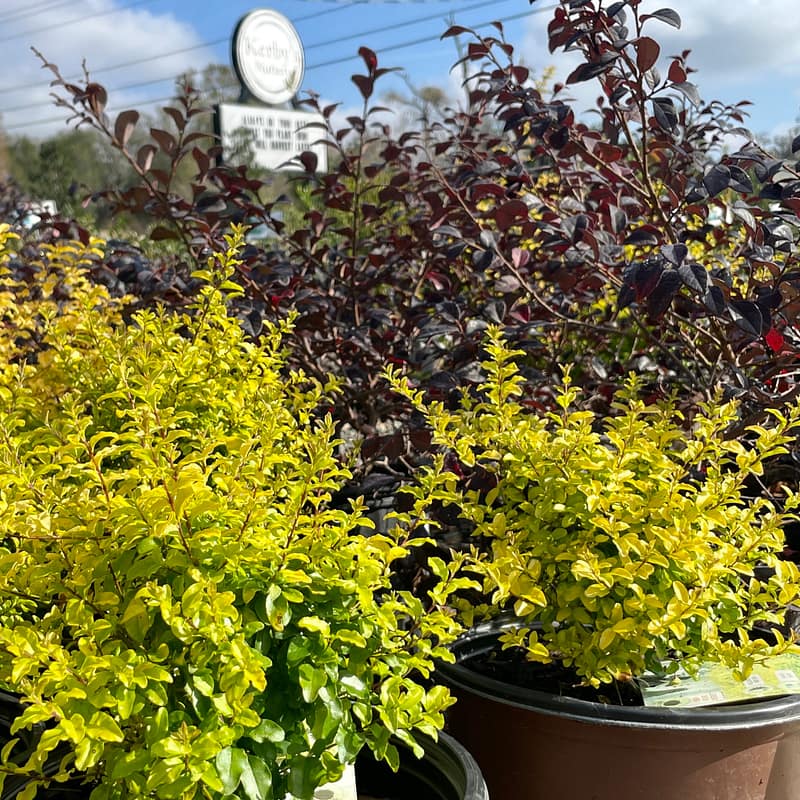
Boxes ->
[0,226,467,800]
[390,329,800,688]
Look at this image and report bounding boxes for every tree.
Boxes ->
[6,128,133,227]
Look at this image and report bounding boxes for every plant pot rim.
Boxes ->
[438,618,800,732]
[369,731,489,800]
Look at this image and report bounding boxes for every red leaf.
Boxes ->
[113,109,139,148]
[150,225,178,241]
[351,74,373,100]
[86,82,107,116]
[512,66,530,84]
[635,36,660,72]
[766,328,786,353]
[299,151,318,173]
[467,42,489,60]
[192,146,210,175]
[162,106,186,132]
[512,248,530,269]
[136,144,157,172]
[667,59,687,84]
[426,271,451,291]
[495,200,529,231]
[442,25,471,39]
[150,128,176,156]
[358,46,377,72]
[472,183,505,200]
[595,142,624,162]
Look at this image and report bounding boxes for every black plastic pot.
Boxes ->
[438,619,800,800]
[355,731,489,800]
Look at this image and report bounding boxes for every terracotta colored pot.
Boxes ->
[438,620,800,800]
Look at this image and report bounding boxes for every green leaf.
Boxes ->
[151,736,189,758]
[145,707,169,746]
[216,747,238,795]
[218,747,267,800]
[287,755,324,800]
[85,712,124,743]
[158,774,196,799]
[240,753,272,800]
[339,674,367,696]
[192,670,215,697]
[1,738,19,763]
[334,629,367,648]
[16,781,39,800]
[297,616,330,637]
[121,596,151,642]
[110,750,150,780]
[249,719,285,744]
[60,714,85,743]
[74,737,102,771]
[298,664,327,703]
[264,586,289,631]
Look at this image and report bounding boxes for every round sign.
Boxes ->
[232,9,305,106]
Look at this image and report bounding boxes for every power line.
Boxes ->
[3,4,556,134]
[0,2,362,97]
[0,0,161,46]
[308,6,553,70]
[0,0,78,25]
[1,0,501,116]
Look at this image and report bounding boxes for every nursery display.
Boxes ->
[8,0,800,797]
[0,225,476,800]
[390,329,800,800]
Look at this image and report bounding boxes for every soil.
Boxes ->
[462,642,645,706]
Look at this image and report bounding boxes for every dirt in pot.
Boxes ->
[463,642,645,706]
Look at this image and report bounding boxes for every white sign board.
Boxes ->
[232,9,305,106]
[217,103,327,172]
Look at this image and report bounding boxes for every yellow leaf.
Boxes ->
[598,628,616,650]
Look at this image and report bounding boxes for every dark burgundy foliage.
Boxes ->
[25,0,800,495]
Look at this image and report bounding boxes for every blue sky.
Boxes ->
[2,0,800,144]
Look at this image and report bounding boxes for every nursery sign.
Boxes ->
[232,9,304,105]
[219,9,326,171]
[217,103,327,171]
[639,653,800,708]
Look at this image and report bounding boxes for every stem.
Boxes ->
[594,10,677,242]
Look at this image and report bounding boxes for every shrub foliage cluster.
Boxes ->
[390,331,800,686]
[0,227,466,800]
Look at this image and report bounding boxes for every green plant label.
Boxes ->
[639,654,800,708]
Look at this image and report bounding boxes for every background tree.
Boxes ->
[6,129,131,226]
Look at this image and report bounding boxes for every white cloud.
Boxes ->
[658,1,800,83]
[520,0,800,134]
[0,0,216,140]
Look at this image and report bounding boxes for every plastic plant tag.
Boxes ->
[285,764,358,800]
[638,652,800,708]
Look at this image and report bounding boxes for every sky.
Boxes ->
[2,0,800,145]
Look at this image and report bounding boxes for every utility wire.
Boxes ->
[1,0,503,116]
[3,4,556,133]
[0,0,161,46]
[0,2,363,97]
[310,5,545,70]
[0,0,78,25]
